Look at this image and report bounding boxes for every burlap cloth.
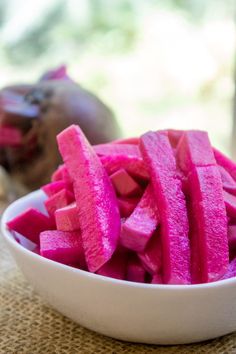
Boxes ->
[1,225,236,353]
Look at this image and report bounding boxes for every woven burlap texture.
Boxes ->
[1,236,236,354]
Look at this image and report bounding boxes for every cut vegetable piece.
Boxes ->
[118,197,139,218]
[218,166,236,195]
[188,166,228,282]
[44,189,74,217]
[167,129,183,148]
[94,143,141,158]
[176,130,215,173]
[120,185,159,252]
[126,256,146,283]
[110,169,142,197]
[228,225,236,260]
[51,165,66,182]
[214,148,236,181]
[55,202,80,231]
[151,273,163,284]
[7,208,54,244]
[100,154,149,180]
[40,230,85,268]
[0,126,22,146]
[57,125,120,272]
[220,258,236,280]
[42,181,67,197]
[140,131,191,284]
[138,231,162,275]
[224,190,236,218]
[113,137,139,145]
[96,248,127,280]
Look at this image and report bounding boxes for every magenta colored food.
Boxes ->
[151,273,163,284]
[57,125,120,272]
[117,197,139,218]
[214,148,236,181]
[176,130,215,173]
[40,230,85,267]
[0,126,22,146]
[113,137,139,145]
[138,231,162,275]
[177,131,228,283]
[126,256,146,283]
[120,185,159,252]
[44,189,74,217]
[218,166,236,195]
[110,168,142,197]
[55,202,80,231]
[100,154,149,180]
[96,249,127,280]
[224,190,236,218]
[7,126,236,284]
[140,131,191,284]
[94,143,141,158]
[42,181,67,197]
[7,207,54,244]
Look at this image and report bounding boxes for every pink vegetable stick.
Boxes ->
[223,190,236,218]
[55,202,80,231]
[57,125,120,272]
[113,137,139,145]
[44,189,74,217]
[40,230,85,268]
[176,130,216,173]
[51,165,67,182]
[218,166,236,195]
[126,256,146,283]
[140,131,191,284]
[42,181,67,197]
[138,231,162,275]
[120,185,159,252]
[228,225,236,260]
[110,169,142,197]
[96,248,128,280]
[220,258,236,280]
[177,131,228,282]
[100,154,149,181]
[118,197,139,218]
[151,273,163,284]
[94,143,141,158]
[7,208,55,244]
[214,148,236,181]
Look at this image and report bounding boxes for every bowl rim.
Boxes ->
[2,189,236,291]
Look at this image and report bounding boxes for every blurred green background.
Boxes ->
[0,0,235,153]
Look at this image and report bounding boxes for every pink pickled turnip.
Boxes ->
[167,129,183,148]
[176,130,215,173]
[126,256,146,283]
[51,165,66,182]
[113,137,139,145]
[57,125,120,272]
[138,231,162,275]
[94,143,141,158]
[220,258,236,280]
[110,168,142,197]
[55,202,80,231]
[7,208,54,244]
[151,273,163,284]
[214,148,236,181]
[228,225,236,260]
[223,190,236,218]
[120,185,159,252]
[140,131,190,284]
[218,166,236,195]
[100,153,149,181]
[40,230,85,268]
[42,180,67,197]
[96,248,127,280]
[44,189,74,217]
[118,197,139,217]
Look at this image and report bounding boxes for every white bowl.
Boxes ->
[2,190,236,345]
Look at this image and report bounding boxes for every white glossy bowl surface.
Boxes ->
[2,190,236,345]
